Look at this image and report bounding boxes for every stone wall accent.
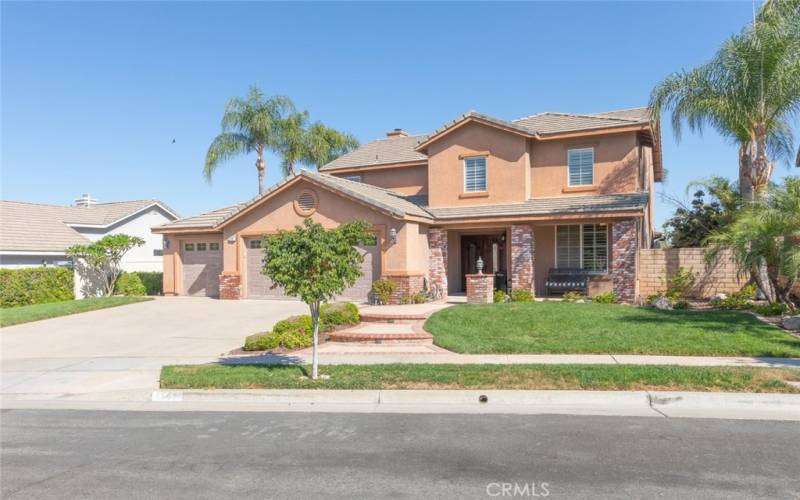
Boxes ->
[428,228,448,300]
[382,274,425,304]
[510,224,534,292]
[638,248,746,299]
[611,220,638,303]
[466,273,494,304]
[219,272,241,300]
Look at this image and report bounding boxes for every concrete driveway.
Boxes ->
[1,297,306,401]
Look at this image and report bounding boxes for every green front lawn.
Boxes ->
[0,296,153,327]
[160,363,800,393]
[424,302,800,357]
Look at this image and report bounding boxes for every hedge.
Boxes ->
[0,267,74,308]
[133,272,163,296]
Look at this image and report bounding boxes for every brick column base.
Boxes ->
[612,220,638,303]
[428,228,448,300]
[219,272,241,300]
[383,274,425,304]
[466,274,494,304]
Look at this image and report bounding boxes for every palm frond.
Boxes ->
[203,132,250,181]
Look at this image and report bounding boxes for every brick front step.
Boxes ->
[326,332,434,344]
[359,313,428,324]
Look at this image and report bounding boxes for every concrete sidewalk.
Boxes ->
[226,344,800,369]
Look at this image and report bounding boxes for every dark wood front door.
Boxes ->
[460,234,507,291]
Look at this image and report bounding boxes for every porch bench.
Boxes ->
[545,268,589,297]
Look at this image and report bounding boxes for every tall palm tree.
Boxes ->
[650,0,800,201]
[275,110,310,177]
[204,86,295,195]
[300,122,360,170]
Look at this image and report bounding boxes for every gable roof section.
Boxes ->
[426,192,649,220]
[320,134,429,171]
[0,199,177,252]
[512,107,651,136]
[154,171,434,232]
[414,111,536,152]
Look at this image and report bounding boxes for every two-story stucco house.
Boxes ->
[154,107,662,303]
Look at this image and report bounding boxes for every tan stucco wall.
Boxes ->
[333,165,428,196]
[427,122,530,208]
[530,133,640,198]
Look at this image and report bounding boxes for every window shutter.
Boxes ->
[568,149,594,186]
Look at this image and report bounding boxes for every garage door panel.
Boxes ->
[182,243,222,297]
[245,238,380,302]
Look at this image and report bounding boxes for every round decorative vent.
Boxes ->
[294,189,318,216]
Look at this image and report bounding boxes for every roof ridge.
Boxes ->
[591,106,650,113]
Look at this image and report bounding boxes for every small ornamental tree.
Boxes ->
[66,234,145,297]
[262,218,373,379]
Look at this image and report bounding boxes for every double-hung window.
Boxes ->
[567,148,594,186]
[463,156,487,192]
[556,224,608,272]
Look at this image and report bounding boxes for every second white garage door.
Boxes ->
[245,237,380,302]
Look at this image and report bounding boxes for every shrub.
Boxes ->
[134,272,163,295]
[562,291,584,302]
[114,272,146,296]
[244,329,312,351]
[0,267,74,307]
[273,315,313,336]
[493,290,509,303]
[592,292,617,304]
[399,294,411,305]
[510,289,534,302]
[411,291,427,304]
[371,279,397,304]
[666,267,696,300]
[321,302,359,328]
[709,285,757,310]
[750,303,788,316]
[672,300,690,310]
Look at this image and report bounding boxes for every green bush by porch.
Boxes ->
[160,363,800,393]
[424,302,800,357]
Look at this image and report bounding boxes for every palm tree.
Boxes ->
[300,122,360,170]
[275,110,310,177]
[204,86,295,195]
[650,0,800,201]
[706,177,800,308]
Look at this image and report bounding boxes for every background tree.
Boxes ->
[300,122,360,170]
[66,234,145,297]
[650,0,800,200]
[663,177,741,247]
[261,219,373,379]
[275,110,310,176]
[204,85,294,195]
[706,176,800,308]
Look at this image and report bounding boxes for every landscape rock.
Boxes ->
[782,316,800,331]
[651,296,673,310]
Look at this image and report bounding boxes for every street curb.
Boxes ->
[150,389,800,420]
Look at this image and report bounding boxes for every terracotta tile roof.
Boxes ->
[0,199,176,252]
[425,192,650,220]
[153,204,244,230]
[320,134,429,171]
[320,107,653,171]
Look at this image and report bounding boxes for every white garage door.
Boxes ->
[182,241,222,297]
[245,237,380,302]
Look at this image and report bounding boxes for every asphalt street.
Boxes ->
[2,410,799,499]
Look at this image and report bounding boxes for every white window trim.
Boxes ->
[463,155,488,193]
[566,147,594,187]
[554,224,609,274]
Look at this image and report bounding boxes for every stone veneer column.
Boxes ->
[510,224,534,292]
[611,220,638,303]
[219,272,241,300]
[428,228,448,299]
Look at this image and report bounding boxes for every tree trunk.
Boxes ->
[256,146,266,195]
[310,301,320,380]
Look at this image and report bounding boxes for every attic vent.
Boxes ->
[294,190,318,216]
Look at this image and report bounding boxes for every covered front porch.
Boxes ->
[427,218,640,302]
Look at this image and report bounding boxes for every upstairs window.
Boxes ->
[464,156,487,192]
[568,148,594,186]
[556,224,608,272]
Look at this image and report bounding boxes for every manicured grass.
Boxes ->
[424,302,800,357]
[0,296,153,327]
[160,363,800,393]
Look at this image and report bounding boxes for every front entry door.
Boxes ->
[460,234,507,291]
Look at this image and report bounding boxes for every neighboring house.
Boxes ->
[154,107,662,303]
[1,196,179,296]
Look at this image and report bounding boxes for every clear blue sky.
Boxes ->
[2,1,795,229]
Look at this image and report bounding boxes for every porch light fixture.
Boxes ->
[389,228,398,244]
[476,256,484,274]
[162,237,170,249]
[227,235,236,244]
